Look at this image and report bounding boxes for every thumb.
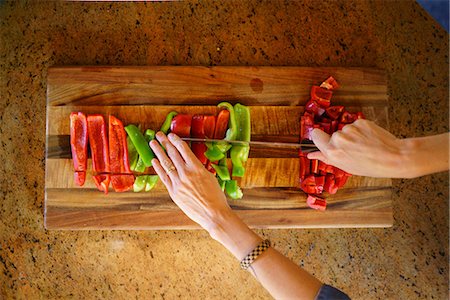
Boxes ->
[310,128,331,153]
[307,151,327,161]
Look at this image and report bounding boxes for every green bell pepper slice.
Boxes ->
[205,147,225,161]
[225,180,243,199]
[144,175,159,192]
[217,178,226,192]
[229,103,251,177]
[127,136,138,171]
[125,125,155,168]
[133,175,147,192]
[234,103,251,142]
[160,111,178,134]
[134,129,156,172]
[134,175,159,192]
[211,164,230,181]
[217,102,237,141]
[230,146,246,177]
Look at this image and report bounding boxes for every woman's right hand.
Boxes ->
[307,119,406,178]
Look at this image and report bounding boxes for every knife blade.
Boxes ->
[180,138,319,153]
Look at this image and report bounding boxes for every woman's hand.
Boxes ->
[307,119,405,177]
[149,132,233,233]
[307,119,449,178]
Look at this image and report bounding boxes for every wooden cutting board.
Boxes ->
[45,66,392,230]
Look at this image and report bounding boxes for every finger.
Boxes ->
[151,158,172,191]
[307,151,328,162]
[167,133,203,168]
[149,139,180,181]
[154,132,186,171]
[310,129,331,153]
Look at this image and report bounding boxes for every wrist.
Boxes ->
[396,137,428,178]
[207,209,262,260]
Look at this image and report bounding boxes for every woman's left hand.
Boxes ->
[149,132,234,233]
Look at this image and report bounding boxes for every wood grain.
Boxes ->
[45,66,392,229]
[47,66,388,106]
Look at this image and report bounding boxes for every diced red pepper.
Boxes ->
[310,86,332,108]
[87,115,110,194]
[170,114,192,138]
[70,112,88,186]
[300,175,316,194]
[325,164,335,174]
[300,175,324,194]
[331,120,339,133]
[318,161,327,173]
[311,159,320,174]
[109,116,134,192]
[340,111,357,124]
[305,100,325,116]
[333,167,346,179]
[299,156,310,180]
[324,174,339,194]
[335,174,350,188]
[320,76,340,91]
[318,122,331,134]
[326,106,345,120]
[356,112,365,119]
[306,194,327,211]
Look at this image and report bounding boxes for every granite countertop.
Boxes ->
[0,1,448,299]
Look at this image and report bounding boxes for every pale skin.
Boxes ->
[149,119,449,300]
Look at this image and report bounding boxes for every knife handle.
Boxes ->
[300,139,320,154]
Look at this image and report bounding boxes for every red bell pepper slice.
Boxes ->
[305,100,325,116]
[191,115,216,165]
[320,76,340,90]
[170,114,192,138]
[326,106,345,120]
[307,194,327,211]
[87,115,110,194]
[206,109,231,174]
[70,112,88,186]
[109,116,134,192]
[310,86,332,108]
[213,109,230,139]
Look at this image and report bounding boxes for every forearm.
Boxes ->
[209,210,322,300]
[398,133,449,178]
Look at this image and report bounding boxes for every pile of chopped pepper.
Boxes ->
[299,76,365,211]
[168,102,250,199]
[70,103,250,197]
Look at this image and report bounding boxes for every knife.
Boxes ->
[180,138,320,153]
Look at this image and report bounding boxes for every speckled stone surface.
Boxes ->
[0,1,448,299]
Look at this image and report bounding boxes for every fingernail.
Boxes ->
[167,133,174,140]
[156,131,164,138]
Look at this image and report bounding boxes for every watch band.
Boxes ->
[240,239,271,270]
